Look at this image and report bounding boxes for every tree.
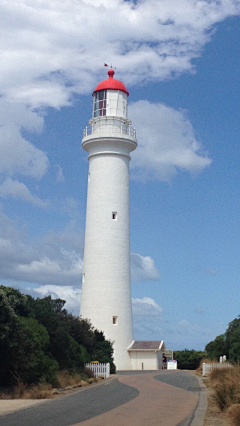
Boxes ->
[92,330,115,373]
[173,349,205,370]
[0,286,115,384]
[205,334,227,360]
[2,316,58,385]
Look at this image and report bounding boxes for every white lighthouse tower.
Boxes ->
[80,68,137,370]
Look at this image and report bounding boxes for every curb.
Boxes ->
[190,375,207,426]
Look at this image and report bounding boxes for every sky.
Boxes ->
[1,0,240,351]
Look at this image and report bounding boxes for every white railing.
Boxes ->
[202,362,233,376]
[85,362,110,378]
[83,124,136,138]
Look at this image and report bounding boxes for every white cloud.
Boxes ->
[132,296,163,317]
[131,253,159,281]
[0,0,238,188]
[56,165,65,182]
[0,207,158,287]
[204,267,217,275]
[1,0,240,107]
[0,178,49,207]
[0,100,48,179]
[129,100,212,182]
[0,208,84,285]
[30,285,81,314]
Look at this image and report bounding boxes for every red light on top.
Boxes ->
[93,69,129,96]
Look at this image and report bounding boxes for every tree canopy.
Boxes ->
[205,315,240,363]
[0,285,115,386]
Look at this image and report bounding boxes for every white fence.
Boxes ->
[202,362,233,376]
[85,363,110,378]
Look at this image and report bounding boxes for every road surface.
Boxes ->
[0,370,204,426]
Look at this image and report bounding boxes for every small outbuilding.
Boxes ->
[128,340,165,370]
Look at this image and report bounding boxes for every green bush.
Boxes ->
[173,349,206,370]
[0,285,115,385]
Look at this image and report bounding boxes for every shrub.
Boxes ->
[173,349,206,370]
[210,367,240,411]
[83,367,95,379]
[57,370,84,388]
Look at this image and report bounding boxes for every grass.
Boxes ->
[0,369,98,400]
[12,380,53,399]
[228,404,240,426]
[208,365,240,424]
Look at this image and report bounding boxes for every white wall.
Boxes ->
[129,351,162,370]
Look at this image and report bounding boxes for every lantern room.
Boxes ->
[92,69,129,119]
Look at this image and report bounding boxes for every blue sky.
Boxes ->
[1,1,240,350]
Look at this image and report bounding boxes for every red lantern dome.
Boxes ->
[93,69,129,96]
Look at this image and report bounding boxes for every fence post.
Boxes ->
[202,363,206,376]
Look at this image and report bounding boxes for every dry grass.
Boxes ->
[57,371,84,388]
[228,404,240,426]
[12,380,53,399]
[0,369,99,400]
[209,366,240,415]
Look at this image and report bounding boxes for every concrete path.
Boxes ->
[0,371,206,426]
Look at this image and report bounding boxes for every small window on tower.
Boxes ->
[113,316,118,325]
[112,212,117,220]
[88,173,90,182]
[82,273,85,283]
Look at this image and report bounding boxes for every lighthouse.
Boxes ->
[80,68,137,370]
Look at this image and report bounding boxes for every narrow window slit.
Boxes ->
[113,316,118,325]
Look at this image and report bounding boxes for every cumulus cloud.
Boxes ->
[0,207,158,287]
[129,101,212,181]
[1,0,240,106]
[29,285,81,314]
[0,207,84,286]
[0,1,238,188]
[131,253,159,281]
[0,178,49,207]
[132,296,163,317]
[0,100,48,179]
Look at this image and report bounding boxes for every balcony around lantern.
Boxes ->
[82,116,137,155]
[83,123,136,138]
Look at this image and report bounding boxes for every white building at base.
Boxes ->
[128,341,166,370]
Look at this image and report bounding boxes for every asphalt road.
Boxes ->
[0,380,138,426]
[0,371,202,426]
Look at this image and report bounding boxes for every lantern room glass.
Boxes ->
[93,90,107,117]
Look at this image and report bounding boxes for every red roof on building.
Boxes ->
[93,69,129,96]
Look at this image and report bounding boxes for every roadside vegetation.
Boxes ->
[205,316,240,363]
[173,349,206,370]
[0,285,115,394]
[207,366,240,426]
